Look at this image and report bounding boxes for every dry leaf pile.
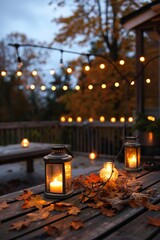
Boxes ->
[0,170,160,236]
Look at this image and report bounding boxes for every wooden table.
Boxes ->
[0,143,53,172]
[0,167,160,240]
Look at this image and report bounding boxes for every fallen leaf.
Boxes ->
[16,189,33,200]
[54,202,73,212]
[148,217,160,227]
[86,173,101,183]
[44,225,60,236]
[22,195,47,210]
[68,206,81,215]
[70,219,84,230]
[0,201,9,211]
[143,202,160,211]
[100,207,115,217]
[10,220,31,231]
[27,210,50,222]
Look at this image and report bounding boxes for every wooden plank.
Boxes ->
[1,172,159,240]
[102,206,160,240]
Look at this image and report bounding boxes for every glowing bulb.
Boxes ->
[21,138,30,148]
[1,70,7,76]
[88,117,93,122]
[51,86,56,91]
[60,116,65,122]
[30,84,35,90]
[68,117,73,122]
[147,116,155,121]
[114,82,119,87]
[75,85,80,90]
[120,117,125,123]
[100,63,105,69]
[76,117,82,122]
[139,56,145,62]
[130,81,135,86]
[67,67,72,74]
[128,117,134,122]
[88,84,93,90]
[146,78,151,83]
[101,84,106,89]
[110,117,116,123]
[100,116,105,122]
[119,60,125,65]
[32,70,38,76]
[63,85,68,91]
[84,65,90,71]
[50,69,55,75]
[41,85,46,91]
[89,152,96,160]
[16,71,22,77]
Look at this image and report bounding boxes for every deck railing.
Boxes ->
[0,121,133,156]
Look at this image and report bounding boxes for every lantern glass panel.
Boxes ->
[64,161,72,192]
[46,163,63,193]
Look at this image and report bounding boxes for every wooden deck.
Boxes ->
[0,166,160,240]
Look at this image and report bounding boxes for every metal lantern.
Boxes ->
[124,136,141,171]
[44,144,73,198]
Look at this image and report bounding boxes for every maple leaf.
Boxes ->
[10,220,31,231]
[54,202,73,212]
[22,195,47,210]
[100,207,115,217]
[86,173,101,183]
[44,225,60,236]
[16,189,33,200]
[0,201,9,211]
[68,206,81,215]
[70,219,84,230]
[148,217,160,227]
[27,209,50,222]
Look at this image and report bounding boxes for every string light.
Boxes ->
[139,56,145,62]
[88,84,93,90]
[68,117,73,122]
[60,116,66,122]
[75,85,80,90]
[50,69,55,75]
[110,117,116,122]
[32,70,38,76]
[119,60,125,65]
[76,116,82,122]
[63,85,68,91]
[100,116,105,122]
[84,65,90,71]
[114,82,119,87]
[16,71,22,77]
[88,117,94,122]
[100,63,105,69]
[120,117,125,122]
[30,84,36,90]
[128,117,134,122]
[130,81,135,85]
[66,67,72,74]
[146,78,151,83]
[51,86,56,91]
[1,70,7,76]
[41,85,46,91]
[101,83,106,89]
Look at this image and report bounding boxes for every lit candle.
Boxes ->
[50,177,63,193]
[128,155,137,168]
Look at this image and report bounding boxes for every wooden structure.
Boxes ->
[0,167,160,240]
[121,0,160,115]
[0,143,53,173]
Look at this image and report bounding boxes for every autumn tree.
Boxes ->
[0,33,49,121]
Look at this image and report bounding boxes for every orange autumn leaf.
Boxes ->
[0,201,9,211]
[100,207,116,217]
[44,225,60,236]
[70,219,84,230]
[143,202,160,211]
[86,173,101,183]
[16,189,33,200]
[148,217,160,227]
[27,210,50,222]
[54,202,73,212]
[22,195,47,210]
[10,220,31,231]
[68,206,81,216]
